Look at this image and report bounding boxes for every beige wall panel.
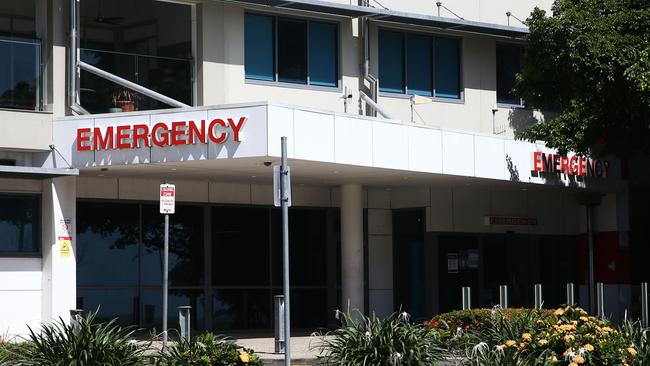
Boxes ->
[368,234,393,290]
[390,187,430,209]
[175,180,209,203]
[0,178,42,192]
[453,188,490,232]
[428,187,453,232]
[368,208,391,236]
[367,188,391,209]
[489,190,529,233]
[76,177,118,199]
[209,181,251,204]
[291,185,332,207]
[117,178,160,201]
[251,183,273,205]
[0,111,52,150]
[527,190,564,235]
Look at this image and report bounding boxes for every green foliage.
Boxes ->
[8,312,148,366]
[155,332,262,366]
[620,319,650,364]
[463,306,647,365]
[514,0,650,156]
[314,311,445,366]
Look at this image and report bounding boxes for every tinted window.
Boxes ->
[378,30,404,93]
[0,40,40,110]
[309,22,338,87]
[435,37,461,99]
[77,202,139,286]
[0,194,39,253]
[406,34,432,96]
[141,204,204,286]
[245,13,274,81]
[278,18,308,84]
[497,44,523,105]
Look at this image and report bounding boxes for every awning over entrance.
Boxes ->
[221,0,528,38]
[0,165,79,179]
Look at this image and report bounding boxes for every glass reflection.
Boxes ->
[0,39,40,110]
[141,289,204,330]
[142,205,204,286]
[77,288,138,325]
[213,289,270,330]
[0,194,38,253]
[76,202,139,286]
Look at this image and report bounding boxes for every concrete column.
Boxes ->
[42,176,77,322]
[341,184,365,314]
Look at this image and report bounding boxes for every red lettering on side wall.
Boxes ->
[152,123,170,147]
[208,119,228,143]
[188,120,206,144]
[77,128,92,151]
[228,117,247,142]
[94,126,114,150]
[132,124,150,148]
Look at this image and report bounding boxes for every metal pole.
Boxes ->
[566,283,575,306]
[534,284,543,309]
[641,282,648,328]
[178,306,191,343]
[280,137,291,366]
[461,287,471,310]
[596,282,605,319]
[499,285,509,309]
[162,214,169,349]
[274,295,286,353]
[586,205,596,314]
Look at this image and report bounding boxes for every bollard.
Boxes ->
[566,283,575,306]
[499,285,509,309]
[178,306,192,343]
[69,309,84,331]
[274,295,285,354]
[596,282,605,319]
[641,282,648,328]
[534,284,543,309]
[462,287,471,310]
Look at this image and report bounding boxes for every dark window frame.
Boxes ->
[378,27,464,103]
[244,11,341,90]
[0,192,41,257]
[496,42,525,107]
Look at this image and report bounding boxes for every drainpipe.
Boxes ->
[69,0,88,115]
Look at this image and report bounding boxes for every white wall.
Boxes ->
[0,258,42,337]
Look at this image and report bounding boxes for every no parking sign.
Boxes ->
[160,184,175,214]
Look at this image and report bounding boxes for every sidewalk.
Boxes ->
[233,336,322,365]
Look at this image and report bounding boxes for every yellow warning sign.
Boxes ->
[59,236,72,257]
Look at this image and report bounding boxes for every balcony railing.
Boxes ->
[80,49,192,114]
[0,37,42,111]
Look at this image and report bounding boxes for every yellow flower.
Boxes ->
[564,334,575,342]
[584,344,594,352]
[569,363,578,366]
[554,308,565,316]
[239,350,251,363]
[522,333,532,341]
[538,339,548,345]
[627,347,637,356]
[505,340,517,348]
[572,355,585,364]
[579,316,589,322]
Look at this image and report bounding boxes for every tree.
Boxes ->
[514,0,650,157]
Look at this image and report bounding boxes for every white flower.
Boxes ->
[495,345,505,356]
[578,347,586,356]
[455,326,464,338]
[471,342,489,359]
[390,352,403,366]
[564,351,576,360]
[334,309,341,320]
[365,331,371,340]
[399,311,411,322]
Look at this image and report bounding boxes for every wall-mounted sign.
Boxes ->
[76,117,247,151]
[484,216,538,226]
[59,236,72,257]
[532,152,609,178]
[447,253,459,274]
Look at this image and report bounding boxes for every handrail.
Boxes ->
[79,61,191,109]
[359,90,393,119]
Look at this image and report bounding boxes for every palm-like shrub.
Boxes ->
[155,332,262,366]
[9,313,147,366]
[314,311,445,366]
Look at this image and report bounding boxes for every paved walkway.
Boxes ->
[233,335,323,365]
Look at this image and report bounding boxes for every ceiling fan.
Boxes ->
[91,0,124,25]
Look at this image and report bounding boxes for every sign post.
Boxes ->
[274,137,292,366]
[160,183,175,350]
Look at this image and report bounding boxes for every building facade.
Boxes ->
[0,0,637,335]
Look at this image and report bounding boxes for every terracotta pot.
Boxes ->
[117,101,136,112]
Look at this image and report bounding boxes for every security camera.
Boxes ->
[263,161,273,167]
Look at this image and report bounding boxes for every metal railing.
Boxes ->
[0,37,42,111]
[79,48,192,113]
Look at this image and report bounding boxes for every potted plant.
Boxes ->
[111,88,139,112]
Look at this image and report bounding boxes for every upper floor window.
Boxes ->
[0,194,40,255]
[378,29,461,100]
[496,43,524,106]
[245,13,338,88]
